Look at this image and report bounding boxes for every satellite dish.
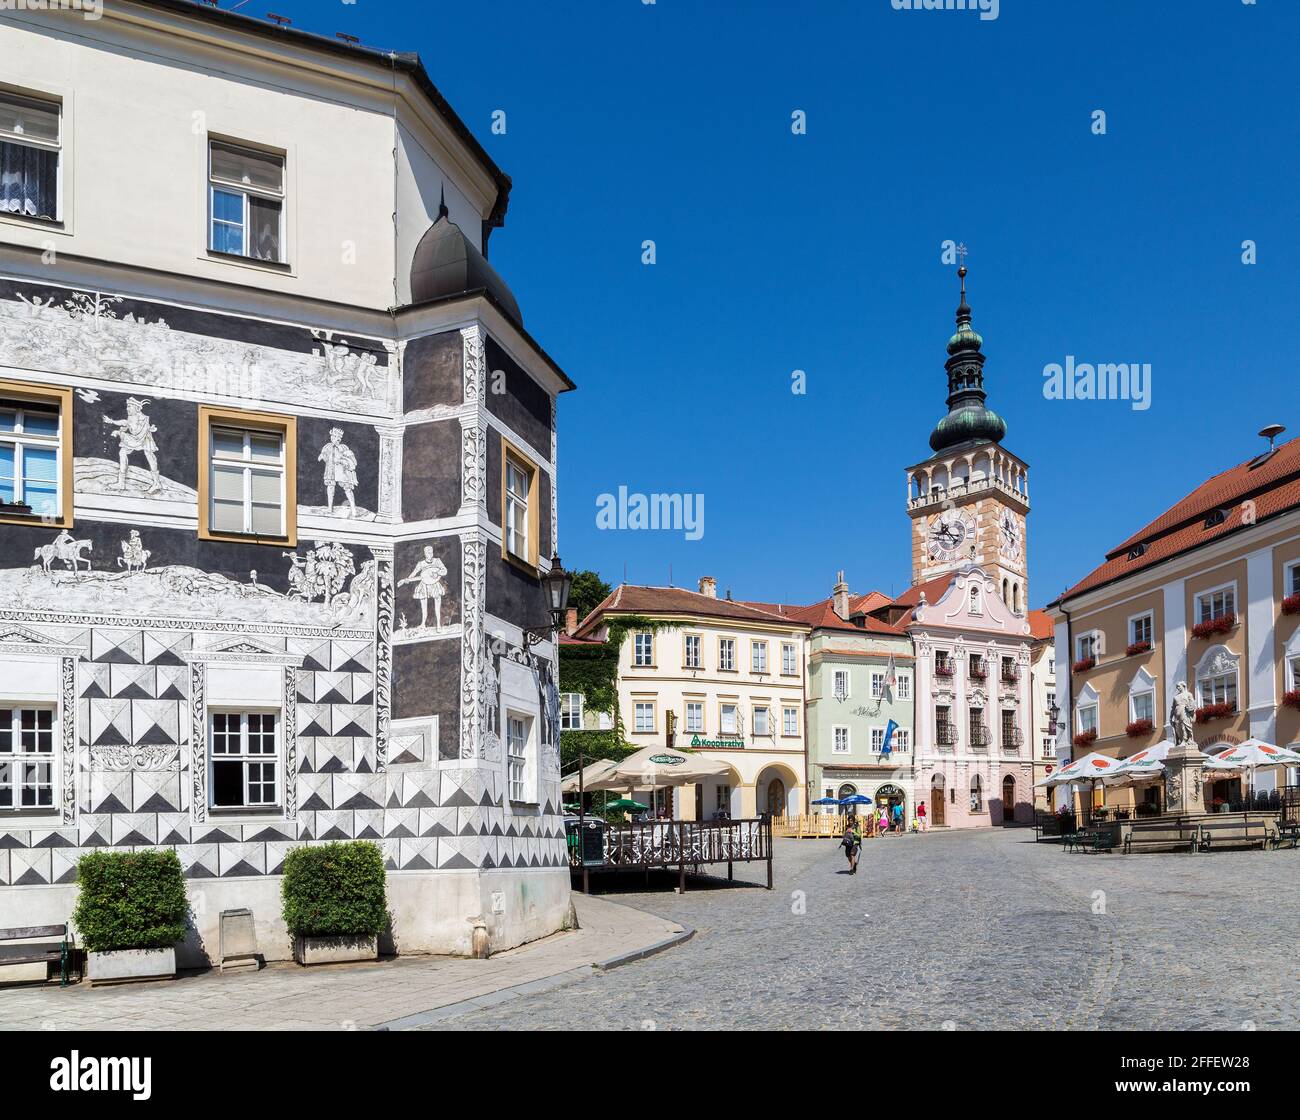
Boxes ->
[1259,423,1286,450]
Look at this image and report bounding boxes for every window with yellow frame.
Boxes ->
[198,405,296,545]
[501,438,539,569]
[0,380,73,528]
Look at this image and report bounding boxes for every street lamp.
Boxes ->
[523,553,573,649]
[1047,700,1060,738]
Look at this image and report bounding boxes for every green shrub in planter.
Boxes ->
[281,841,387,938]
[72,850,189,953]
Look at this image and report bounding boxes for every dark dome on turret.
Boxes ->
[410,193,522,326]
[926,263,1007,455]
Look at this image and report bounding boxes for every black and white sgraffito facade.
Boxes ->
[0,277,568,959]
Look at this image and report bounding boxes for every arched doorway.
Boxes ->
[1001,774,1017,825]
[930,774,945,826]
[875,783,906,831]
[837,783,858,800]
[765,778,786,816]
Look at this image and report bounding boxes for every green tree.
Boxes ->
[567,568,612,625]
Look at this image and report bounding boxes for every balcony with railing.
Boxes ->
[1000,726,1022,753]
[968,660,988,681]
[969,724,990,750]
[935,659,955,679]
[1000,662,1020,684]
[935,721,957,751]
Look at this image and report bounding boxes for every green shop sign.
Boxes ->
[689,735,744,749]
[649,754,686,765]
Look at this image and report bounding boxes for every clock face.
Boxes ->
[999,511,1021,560]
[928,509,974,560]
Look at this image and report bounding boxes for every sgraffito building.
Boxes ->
[0,0,574,961]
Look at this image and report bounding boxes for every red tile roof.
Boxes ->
[575,584,810,637]
[1027,609,1055,641]
[1059,436,1300,602]
[885,572,959,627]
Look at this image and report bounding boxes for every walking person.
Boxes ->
[892,801,904,833]
[918,800,928,832]
[841,817,862,874]
[877,807,890,836]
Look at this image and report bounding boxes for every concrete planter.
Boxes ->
[87,947,177,985]
[293,934,377,966]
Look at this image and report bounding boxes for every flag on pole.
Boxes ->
[883,654,897,693]
[882,718,898,756]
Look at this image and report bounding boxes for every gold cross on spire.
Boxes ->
[955,242,968,269]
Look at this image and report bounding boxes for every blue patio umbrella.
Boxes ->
[811,796,841,805]
[840,794,874,806]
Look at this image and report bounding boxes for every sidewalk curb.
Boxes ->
[373,908,695,1029]
[592,922,694,971]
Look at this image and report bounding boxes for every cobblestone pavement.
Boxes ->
[426,829,1298,1031]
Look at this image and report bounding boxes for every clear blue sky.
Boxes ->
[258,0,1295,606]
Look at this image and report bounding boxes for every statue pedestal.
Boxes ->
[1163,747,1204,816]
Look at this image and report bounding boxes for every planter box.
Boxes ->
[294,934,377,966]
[87,947,176,986]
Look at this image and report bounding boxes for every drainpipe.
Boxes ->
[1060,599,1074,817]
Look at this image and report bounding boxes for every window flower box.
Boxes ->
[935,663,955,678]
[1194,701,1236,724]
[1125,718,1154,738]
[1282,593,1300,616]
[1072,728,1098,749]
[1191,613,1236,640]
[1282,690,1300,711]
[1071,657,1095,673]
[968,664,988,680]
[1125,640,1152,657]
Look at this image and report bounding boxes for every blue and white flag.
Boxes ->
[882,718,898,755]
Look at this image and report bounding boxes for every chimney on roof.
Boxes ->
[698,576,717,598]
[564,607,578,636]
[833,570,851,621]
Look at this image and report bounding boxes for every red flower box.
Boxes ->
[1282,593,1300,616]
[1282,690,1300,711]
[1071,657,1096,673]
[1125,718,1154,738]
[1191,613,1236,640]
[1125,640,1152,657]
[1194,701,1236,724]
[1072,728,1098,749]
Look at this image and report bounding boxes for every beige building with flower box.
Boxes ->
[574,580,810,819]
[1047,430,1300,808]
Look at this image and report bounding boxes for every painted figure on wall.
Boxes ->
[103,397,161,494]
[398,546,447,630]
[35,529,92,574]
[318,427,359,518]
[117,530,150,573]
[284,541,355,606]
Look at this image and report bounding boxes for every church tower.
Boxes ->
[905,262,1030,611]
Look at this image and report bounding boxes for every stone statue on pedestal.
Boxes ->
[1165,681,1203,814]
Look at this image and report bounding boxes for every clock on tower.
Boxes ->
[905,262,1030,611]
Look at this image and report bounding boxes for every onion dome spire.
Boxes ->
[928,258,1007,454]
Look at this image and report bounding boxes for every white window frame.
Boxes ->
[718,638,736,672]
[751,640,768,674]
[896,672,911,700]
[1195,581,1236,625]
[633,631,654,667]
[0,705,56,813]
[1128,667,1157,725]
[870,671,885,698]
[782,706,798,737]
[685,701,704,734]
[504,455,532,563]
[752,705,770,737]
[683,633,702,669]
[1076,703,1098,735]
[1287,561,1300,599]
[871,726,885,752]
[208,710,280,811]
[559,692,584,731]
[893,728,910,752]
[0,396,63,519]
[633,701,656,734]
[781,642,798,675]
[507,712,534,804]
[208,138,286,263]
[832,669,849,700]
[0,90,61,223]
[719,702,739,736]
[832,725,850,754]
[1128,611,1154,649]
[209,424,287,538]
[1076,632,1100,663]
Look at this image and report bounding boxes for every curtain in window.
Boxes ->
[0,142,57,219]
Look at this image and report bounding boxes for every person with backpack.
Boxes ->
[841,818,862,873]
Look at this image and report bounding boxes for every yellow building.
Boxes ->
[575,579,810,819]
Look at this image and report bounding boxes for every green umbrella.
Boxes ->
[604,798,649,811]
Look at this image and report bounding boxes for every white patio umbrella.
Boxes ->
[560,758,619,794]
[1201,739,1300,800]
[1035,751,1124,819]
[584,744,732,792]
[1100,740,1213,784]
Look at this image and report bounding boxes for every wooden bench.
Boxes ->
[1123,830,1198,854]
[0,924,70,986]
[1198,817,1271,851]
